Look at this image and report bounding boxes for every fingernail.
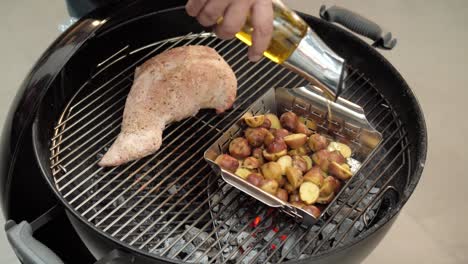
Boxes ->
[249,54,262,62]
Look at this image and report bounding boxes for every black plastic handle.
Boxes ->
[319,5,397,50]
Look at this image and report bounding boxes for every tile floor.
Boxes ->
[0,0,467,263]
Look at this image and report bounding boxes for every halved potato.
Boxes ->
[263,149,287,161]
[277,155,293,175]
[261,162,283,182]
[243,156,262,169]
[284,133,307,149]
[316,192,335,204]
[244,115,265,128]
[288,146,309,156]
[294,122,312,136]
[276,188,289,202]
[215,154,239,173]
[299,182,320,205]
[303,166,325,187]
[235,167,252,179]
[302,156,313,170]
[327,141,352,158]
[265,113,282,129]
[328,161,353,180]
[246,173,264,187]
[286,166,304,189]
[308,133,328,152]
[260,179,279,195]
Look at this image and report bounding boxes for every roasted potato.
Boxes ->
[235,168,252,179]
[302,205,321,218]
[263,130,276,146]
[261,162,283,182]
[280,112,298,131]
[215,154,239,172]
[316,192,335,204]
[263,149,287,161]
[245,128,268,147]
[284,133,307,149]
[286,166,304,189]
[243,157,262,169]
[302,156,313,170]
[288,146,309,156]
[299,182,320,205]
[260,179,279,195]
[273,128,290,139]
[284,183,296,194]
[277,155,293,175]
[229,137,251,159]
[328,161,353,180]
[299,116,317,131]
[312,149,331,172]
[244,115,265,128]
[303,166,326,187]
[327,141,352,159]
[308,134,329,152]
[260,118,272,129]
[264,137,287,161]
[252,147,264,161]
[294,122,312,136]
[276,188,289,202]
[265,113,282,129]
[320,176,341,197]
[292,156,308,173]
[246,173,264,187]
[289,193,301,203]
[328,150,346,164]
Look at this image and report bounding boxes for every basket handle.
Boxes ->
[319,5,397,50]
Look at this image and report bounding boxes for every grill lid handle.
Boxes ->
[5,205,64,264]
[319,5,397,50]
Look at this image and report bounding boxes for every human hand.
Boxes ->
[185,0,273,62]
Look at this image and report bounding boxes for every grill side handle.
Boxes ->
[319,5,397,50]
[5,205,64,264]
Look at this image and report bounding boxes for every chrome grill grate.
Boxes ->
[50,32,410,263]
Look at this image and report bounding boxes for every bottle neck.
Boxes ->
[283,28,346,101]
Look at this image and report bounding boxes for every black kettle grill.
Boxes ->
[0,0,427,263]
